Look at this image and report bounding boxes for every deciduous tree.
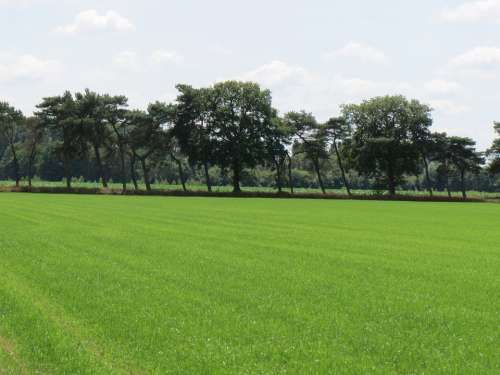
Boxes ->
[173,85,214,192]
[36,92,85,190]
[23,117,44,189]
[285,111,328,194]
[343,96,426,195]
[447,136,484,199]
[324,117,352,196]
[487,122,500,175]
[266,113,292,193]
[127,102,173,191]
[210,81,274,192]
[0,102,24,187]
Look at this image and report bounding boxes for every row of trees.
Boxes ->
[1,81,498,197]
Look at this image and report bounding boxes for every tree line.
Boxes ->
[1,81,499,197]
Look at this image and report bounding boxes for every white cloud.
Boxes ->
[236,60,313,87]
[151,50,184,65]
[340,78,413,96]
[439,0,500,23]
[54,9,135,35]
[0,54,61,83]
[231,60,414,119]
[325,42,389,64]
[449,46,500,68]
[424,79,462,94]
[429,99,470,114]
[232,60,479,121]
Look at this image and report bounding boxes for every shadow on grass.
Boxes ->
[0,185,488,203]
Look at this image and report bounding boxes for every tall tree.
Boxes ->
[285,111,328,194]
[127,103,173,192]
[324,117,352,196]
[343,96,424,195]
[210,81,275,193]
[169,137,188,192]
[173,85,214,192]
[0,102,24,187]
[266,113,292,193]
[431,132,453,197]
[286,151,294,194]
[22,117,44,189]
[447,136,484,199]
[100,94,129,192]
[407,101,434,196]
[487,122,500,175]
[36,92,84,190]
[76,90,127,188]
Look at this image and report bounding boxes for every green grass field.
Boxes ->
[0,194,498,373]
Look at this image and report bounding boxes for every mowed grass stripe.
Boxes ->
[0,194,499,373]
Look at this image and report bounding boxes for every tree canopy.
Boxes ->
[0,83,495,196]
[487,122,500,175]
[342,96,433,194]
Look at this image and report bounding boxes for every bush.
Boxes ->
[0,185,485,203]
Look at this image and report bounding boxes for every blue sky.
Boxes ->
[1,0,499,149]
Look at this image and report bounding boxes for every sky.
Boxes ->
[1,0,499,149]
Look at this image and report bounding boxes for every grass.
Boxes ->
[1,179,498,199]
[0,194,498,374]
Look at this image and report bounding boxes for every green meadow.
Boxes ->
[0,194,498,374]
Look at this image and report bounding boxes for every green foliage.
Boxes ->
[125,103,174,191]
[75,90,129,187]
[172,85,213,164]
[209,81,276,192]
[285,111,329,193]
[0,102,25,184]
[0,87,497,193]
[342,96,433,194]
[35,92,87,188]
[0,194,498,373]
[488,122,500,174]
[324,117,353,195]
[447,136,483,174]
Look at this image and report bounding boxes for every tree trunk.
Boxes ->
[130,155,139,191]
[94,145,108,188]
[10,144,20,187]
[445,171,451,198]
[140,158,151,192]
[172,155,187,192]
[274,159,283,193]
[333,142,351,196]
[203,161,212,192]
[28,159,33,190]
[118,144,127,193]
[387,163,396,195]
[232,163,242,193]
[112,126,127,193]
[415,174,421,191]
[460,170,467,199]
[313,159,326,194]
[288,154,294,194]
[388,180,397,195]
[27,143,38,191]
[422,156,433,197]
[63,153,72,190]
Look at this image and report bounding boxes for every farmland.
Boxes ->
[0,194,499,373]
